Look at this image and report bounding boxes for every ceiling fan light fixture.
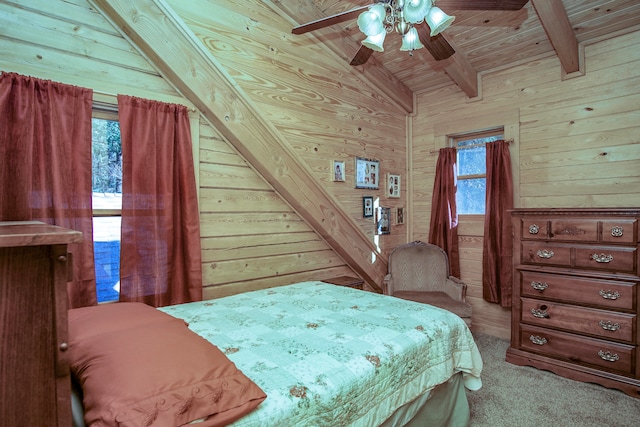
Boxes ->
[426,6,455,37]
[400,26,424,52]
[357,6,386,36]
[368,3,387,21]
[396,19,410,35]
[403,0,432,24]
[362,31,386,52]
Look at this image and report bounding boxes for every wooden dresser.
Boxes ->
[0,221,83,425]
[506,208,640,398]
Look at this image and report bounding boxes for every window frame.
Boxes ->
[91,104,123,303]
[92,104,121,218]
[449,128,504,216]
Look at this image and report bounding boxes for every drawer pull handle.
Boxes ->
[529,224,540,234]
[591,253,613,263]
[599,320,620,331]
[530,308,549,319]
[598,350,619,362]
[530,281,548,291]
[599,290,620,300]
[611,226,624,237]
[529,335,547,346]
[536,249,554,259]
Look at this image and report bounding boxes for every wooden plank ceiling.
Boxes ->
[275,0,640,110]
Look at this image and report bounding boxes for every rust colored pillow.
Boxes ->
[68,302,266,427]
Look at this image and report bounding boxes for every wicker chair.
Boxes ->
[383,241,472,326]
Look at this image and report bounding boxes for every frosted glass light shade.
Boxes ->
[403,0,432,24]
[368,3,386,21]
[400,27,424,51]
[426,6,455,36]
[362,31,386,52]
[357,8,385,36]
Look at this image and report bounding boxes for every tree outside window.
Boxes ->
[452,130,503,215]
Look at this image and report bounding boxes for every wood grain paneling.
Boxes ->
[3,0,639,341]
[1,0,407,301]
[414,30,640,338]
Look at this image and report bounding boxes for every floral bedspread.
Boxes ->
[160,281,483,427]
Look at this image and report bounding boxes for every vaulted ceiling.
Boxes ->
[275,0,640,113]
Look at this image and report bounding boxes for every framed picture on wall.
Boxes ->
[376,206,391,235]
[332,160,345,182]
[355,157,379,189]
[363,196,374,218]
[386,174,400,198]
[396,207,405,225]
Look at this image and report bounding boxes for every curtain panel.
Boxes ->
[428,147,461,278]
[0,72,97,308]
[482,140,513,307]
[117,95,202,307]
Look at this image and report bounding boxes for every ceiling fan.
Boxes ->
[292,0,529,66]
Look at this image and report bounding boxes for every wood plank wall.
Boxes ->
[0,0,408,299]
[413,30,640,338]
[165,0,409,296]
[4,0,638,339]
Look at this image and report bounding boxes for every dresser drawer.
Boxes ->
[520,270,637,311]
[521,241,637,274]
[520,217,548,240]
[521,298,636,343]
[521,242,572,267]
[601,219,637,245]
[574,246,637,274]
[519,324,636,376]
[549,219,599,242]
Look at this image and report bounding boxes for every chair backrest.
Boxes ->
[387,241,450,294]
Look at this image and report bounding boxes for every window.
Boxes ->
[451,129,503,214]
[92,109,122,303]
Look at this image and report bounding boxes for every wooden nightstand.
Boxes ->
[322,275,364,290]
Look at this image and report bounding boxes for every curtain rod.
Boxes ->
[92,89,197,113]
[428,138,514,154]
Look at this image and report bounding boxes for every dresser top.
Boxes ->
[510,208,640,216]
[0,221,83,247]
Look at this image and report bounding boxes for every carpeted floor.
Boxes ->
[468,333,640,427]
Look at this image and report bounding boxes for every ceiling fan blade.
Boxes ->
[350,45,374,66]
[437,0,529,10]
[417,25,455,61]
[292,5,371,35]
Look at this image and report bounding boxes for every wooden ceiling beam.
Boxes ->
[531,0,581,74]
[89,0,388,292]
[435,33,480,99]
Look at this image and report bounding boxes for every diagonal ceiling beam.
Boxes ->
[531,0,581,75]
[89,0,388,292]
[423,31,479,99]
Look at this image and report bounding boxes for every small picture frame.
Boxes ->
[376,206,391,235]
[355,157,380,189]
[387,174,401,198]
[396,207,405,225]
[332,160,345,182]
[363,196,374,218]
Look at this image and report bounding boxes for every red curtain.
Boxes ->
[117,95,202,307]
[0,72,96,308]
[429,147,460,277]
[482,140,513,307]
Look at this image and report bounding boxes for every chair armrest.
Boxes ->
[444,276,467,301]
[383,274,391,295]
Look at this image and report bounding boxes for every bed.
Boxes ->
[68,281,483,427]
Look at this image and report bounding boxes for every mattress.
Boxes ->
[160,281,483,426]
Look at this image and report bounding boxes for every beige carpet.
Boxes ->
[468,333,640,427]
